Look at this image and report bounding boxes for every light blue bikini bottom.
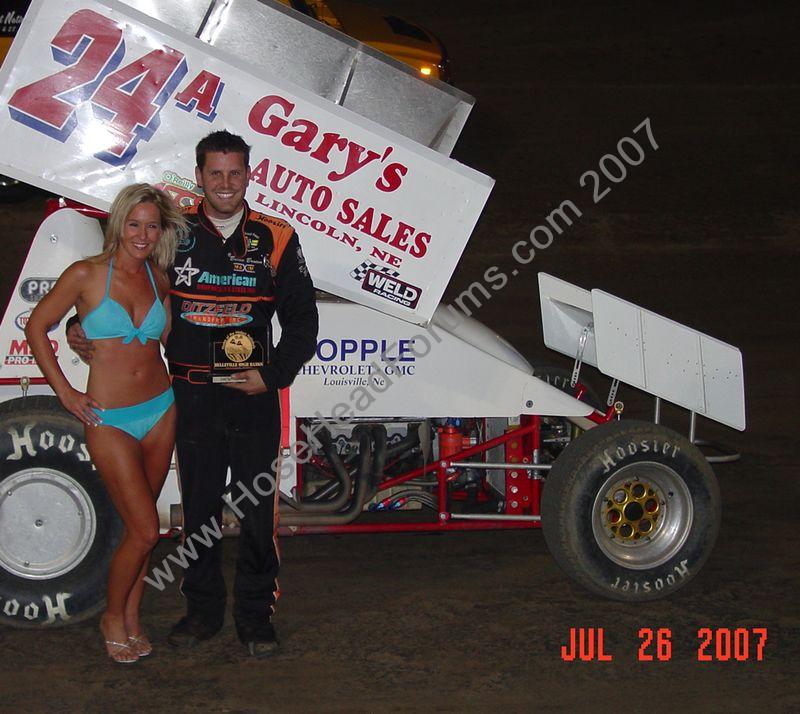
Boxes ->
[94,387,174,441]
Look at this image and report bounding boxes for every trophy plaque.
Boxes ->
[211,330,266,383]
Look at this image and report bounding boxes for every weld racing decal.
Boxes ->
[360,269,421,309]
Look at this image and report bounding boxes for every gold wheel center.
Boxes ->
[603,480,661,542]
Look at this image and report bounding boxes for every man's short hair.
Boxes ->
[195,130,251,169]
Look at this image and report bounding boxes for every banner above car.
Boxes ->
[0,0,494,324]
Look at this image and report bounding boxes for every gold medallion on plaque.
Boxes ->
[211,329,265,382]
[222,331,254,363]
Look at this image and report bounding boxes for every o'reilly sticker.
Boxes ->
[19,277,56,303]
[361,270,421,309]
[15,309,59,332]
[14,309,31,330]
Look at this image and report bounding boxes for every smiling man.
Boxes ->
[196,147,249,219]
[165,130,319,656]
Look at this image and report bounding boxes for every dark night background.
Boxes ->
[0,1,798,710]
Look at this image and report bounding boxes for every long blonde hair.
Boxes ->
[92,184,186,271]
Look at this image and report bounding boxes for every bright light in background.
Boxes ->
[420,66,432,76]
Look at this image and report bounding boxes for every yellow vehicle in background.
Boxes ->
[0,2,27,64]
[0,1,27,71]
[288,0,450,80]
[1,0,448,78]
[0,2,31,198]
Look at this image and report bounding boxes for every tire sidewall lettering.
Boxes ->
[0,593,72,624]
[0,401,121,628]
[600,439,680,474]
[609,559,692,594]
[3,421,93,466]
[542,420,720,602]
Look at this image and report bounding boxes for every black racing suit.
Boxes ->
[166,200,318,629]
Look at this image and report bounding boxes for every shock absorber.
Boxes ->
[438,420,482,505]
[438,421,465,459]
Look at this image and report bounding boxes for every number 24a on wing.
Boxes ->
[8,9,224,166]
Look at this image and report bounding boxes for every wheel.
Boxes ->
[541,420,720,601]
[532,364,602,460]
[0,396,121,628]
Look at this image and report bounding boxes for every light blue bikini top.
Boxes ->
[83,261,166,345]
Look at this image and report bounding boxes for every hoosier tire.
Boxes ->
[0,396,122,628]
[541,420,720,601]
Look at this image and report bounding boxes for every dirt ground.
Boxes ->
[0,1,798,711]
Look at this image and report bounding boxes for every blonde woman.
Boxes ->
[26,184,185,663]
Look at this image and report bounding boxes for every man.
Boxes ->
[68,130,319,657]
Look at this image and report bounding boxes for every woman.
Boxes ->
[26,184,185,663]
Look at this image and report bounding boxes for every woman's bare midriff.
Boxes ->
[86,339,170,408]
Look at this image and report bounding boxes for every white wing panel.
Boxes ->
[641,309,704,410]
[538,273,597,367]
[698,335,746,431]
[590,293,644,388]
[592,290,745,430]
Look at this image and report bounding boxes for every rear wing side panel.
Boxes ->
[538,273,746,431]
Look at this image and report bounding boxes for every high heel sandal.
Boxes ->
[127,633,152,657]
[104,639,139,664]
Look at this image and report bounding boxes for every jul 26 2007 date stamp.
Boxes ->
[560,627,768,662]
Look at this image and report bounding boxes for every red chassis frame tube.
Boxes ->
[0,377,49,385]
[44,197,108,220]
[279,519,537,535]
[287,419,544,535]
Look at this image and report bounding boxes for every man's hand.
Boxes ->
[222,369,268,395]
[66,321,94,363]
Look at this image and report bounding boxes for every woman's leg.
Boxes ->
[123,405,176,639]
[85,426,160,657]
